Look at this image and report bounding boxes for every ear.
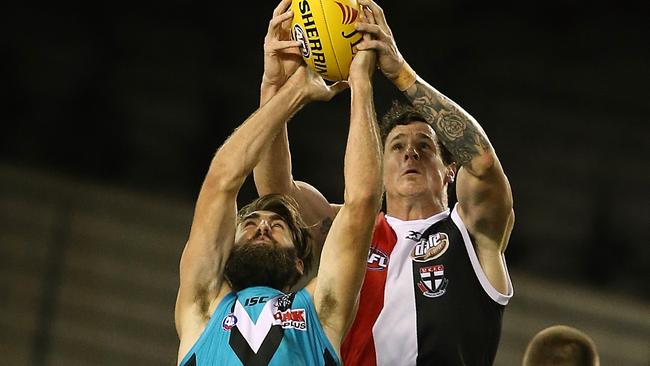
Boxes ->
[295,258,304,276]
[445,162,457,184]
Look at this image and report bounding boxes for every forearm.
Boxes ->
[344,79,383,209]
[313,79,382,340]
[253,125,295,195]
[254,77,297,194]
[402,75,495,177]
[208,81,305,192]
[260,81,280,107]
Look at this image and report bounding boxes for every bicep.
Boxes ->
[287,181,341,274]
[455,157,514,251]
[176,191,237,329]
[312,204,375,344]
[292,180,340,230]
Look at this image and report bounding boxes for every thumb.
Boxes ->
[330,80,350,96]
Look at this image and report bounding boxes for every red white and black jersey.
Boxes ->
[341,205,513,366]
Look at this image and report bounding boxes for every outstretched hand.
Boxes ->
[288,65,349,103]
[262,0,303,89]
[354,0,404,80]
[349,6,377,82]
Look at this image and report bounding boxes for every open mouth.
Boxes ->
[402,168,420,175]
[251,235,275,245]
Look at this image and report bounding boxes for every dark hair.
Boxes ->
[380,100,454,166]
[523,325,600,366]
[237,194,313,277]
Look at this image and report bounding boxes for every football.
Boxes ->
[291,0,363,82]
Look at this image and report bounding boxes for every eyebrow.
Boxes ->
[241,212,285,223]
[388,132,435,144]
[388,133,406,144]
[415,132,435,141]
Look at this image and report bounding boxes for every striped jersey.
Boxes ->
[179,286,339,366]
[341,205,513,365]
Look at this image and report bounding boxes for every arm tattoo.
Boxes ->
[405,80,490,166]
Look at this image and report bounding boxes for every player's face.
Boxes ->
[383,122,449,201]
[227,210,302,291]
[235,210,294,250]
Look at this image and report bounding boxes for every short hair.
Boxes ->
[237,194,313,277]
[523,325,600,366]
[380,100,454,166]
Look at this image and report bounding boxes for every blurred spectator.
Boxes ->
[523,325,600,366]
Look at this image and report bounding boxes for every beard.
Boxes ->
[224,237,301,292]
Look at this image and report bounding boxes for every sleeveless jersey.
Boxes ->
[179,286,339,366]
[341,205,513,365]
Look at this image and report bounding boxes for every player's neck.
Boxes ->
[385,195,446,221]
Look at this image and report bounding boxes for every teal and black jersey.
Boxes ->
[179,286,340,366]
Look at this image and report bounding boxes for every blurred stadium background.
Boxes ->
[2,0,648,365]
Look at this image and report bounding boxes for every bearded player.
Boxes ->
[174,2,382,365]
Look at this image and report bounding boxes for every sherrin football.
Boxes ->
[291,0,363,82]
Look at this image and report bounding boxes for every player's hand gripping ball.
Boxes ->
[291,0,363,82]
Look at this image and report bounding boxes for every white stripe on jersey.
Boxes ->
[231,296,280,353]
[372,210,449,366]
[450,207,513,305]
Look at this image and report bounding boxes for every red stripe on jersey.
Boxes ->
[341,212,397,366]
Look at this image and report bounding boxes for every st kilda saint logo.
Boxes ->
[417,265,448,298]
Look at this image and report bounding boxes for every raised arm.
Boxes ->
[175,65,345,358]
[307,32,383,352]
[357,0,514,291]
[254,0,341,278]
[401,79,514,249]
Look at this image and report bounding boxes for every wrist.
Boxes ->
[349,77,372,93]
[281,73,309,105]
[261,79,280,93]
[261,80,277,89]
[389,61,417,91]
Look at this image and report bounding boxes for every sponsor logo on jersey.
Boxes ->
[273,309,307,331]
[417,265,448,298]
[367,246,389,270]
[244,296,269,306]
[406,230,422,241]
[222,313,238,330]
[411,232,449,262]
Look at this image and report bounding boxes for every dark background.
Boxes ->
[3,0,649,300]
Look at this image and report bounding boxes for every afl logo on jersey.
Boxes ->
[222,313,238,330]
[411,232,449,262]
[367,247,389,270]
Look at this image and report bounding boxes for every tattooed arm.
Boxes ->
[405,80,492,174]
[403,78,514,248]
[357,0,513,294]
[409,79,514,294]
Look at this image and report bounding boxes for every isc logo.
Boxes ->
[367,247,389,270]
[244,296,269,306]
